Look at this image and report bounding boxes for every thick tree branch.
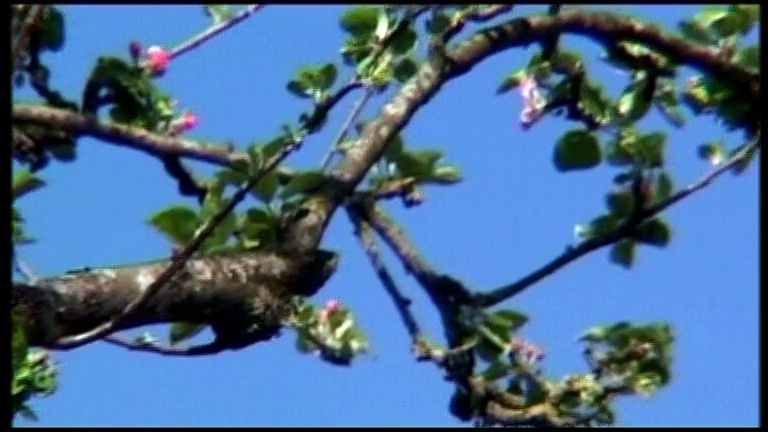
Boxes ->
[345,206,420,340]
[13,249,339,348]
[475,136,761,308]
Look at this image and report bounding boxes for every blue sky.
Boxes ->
[14,5,758,427]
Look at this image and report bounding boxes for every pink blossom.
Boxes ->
[145,45,170,74]
[170,111,199,135]
[324,299,341,313]
[518,75,546,129]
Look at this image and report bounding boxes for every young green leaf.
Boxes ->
[147,205,200,245]
[617,74,655,122]
[203,5,232,23]
[37,7,65,52]
[698,140,725,165]
[280,170,326,199]
[394,149,443,179]
[480,359,511,382]
[606,189,635,217]
[655,172,674,203]
[12,169,46,201]
[553,129,602,172]
[340,6,380,37]
[496,70,527,94]
[636,131,666,167]
[427,165,462,185]
[169,322,207,345]
[635,218,671,247]
[389,26,417,55]
[393,57,418,83]
[610,239,636,269]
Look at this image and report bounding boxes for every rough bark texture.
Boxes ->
[13,249,338,347]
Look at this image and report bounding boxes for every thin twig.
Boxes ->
[168,5,265,61]
[11,5,44,76]
[320,85,374,170]
[346,206,420,340]
[476,136,761,308]
[104,334,227,356]
[51,136,303,349]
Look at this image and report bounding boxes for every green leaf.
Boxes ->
[698,140,725,165]
[480,359,510,382]
[280,170,326,199]
[426,10,451,35]
[678,20,717,45]
[734,45,759,71]
[169,322,207,345]
[200,193,237,250]
[38,7,65,52]
[12,311,29,371]
[579,80,613,125]
[12,169,46,201]
[553,129,602,172]
[427,165,462,185]
[496,70,527,94]
[635,218,671,247]
[610,239,636,269]
[551,49,583,75]
[389,27,417,55]
[147,205,200,245]
[394,149,443,179]
[655,172,673,203]
[617,74,654,122]
[595,406,616,425]
[606,189,635,217]
[692,6,731,28]
[251,172,280,203]
[340,6,380,37]
[636,132,666,167]
[286,80,313,99]
[393,57,418,83]
[384,134,404,161]
[577,214,621,240]
[474,336,504,362]
[203,5,232,23]
[317,63,338,91]
[605,128,639,167]
[486,310,529,333]
[240,207,277,249]
[579,324,611,343]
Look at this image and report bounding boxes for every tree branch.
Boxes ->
[345,206,420,340]
[475,136,761,308]
[13,249,339,349]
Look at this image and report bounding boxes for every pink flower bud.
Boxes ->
[145,45,170,75]
[324,299,341,313]
[170,111,199,135]
[518,75,546,129]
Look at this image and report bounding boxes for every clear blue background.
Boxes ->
[14,5,758,427]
